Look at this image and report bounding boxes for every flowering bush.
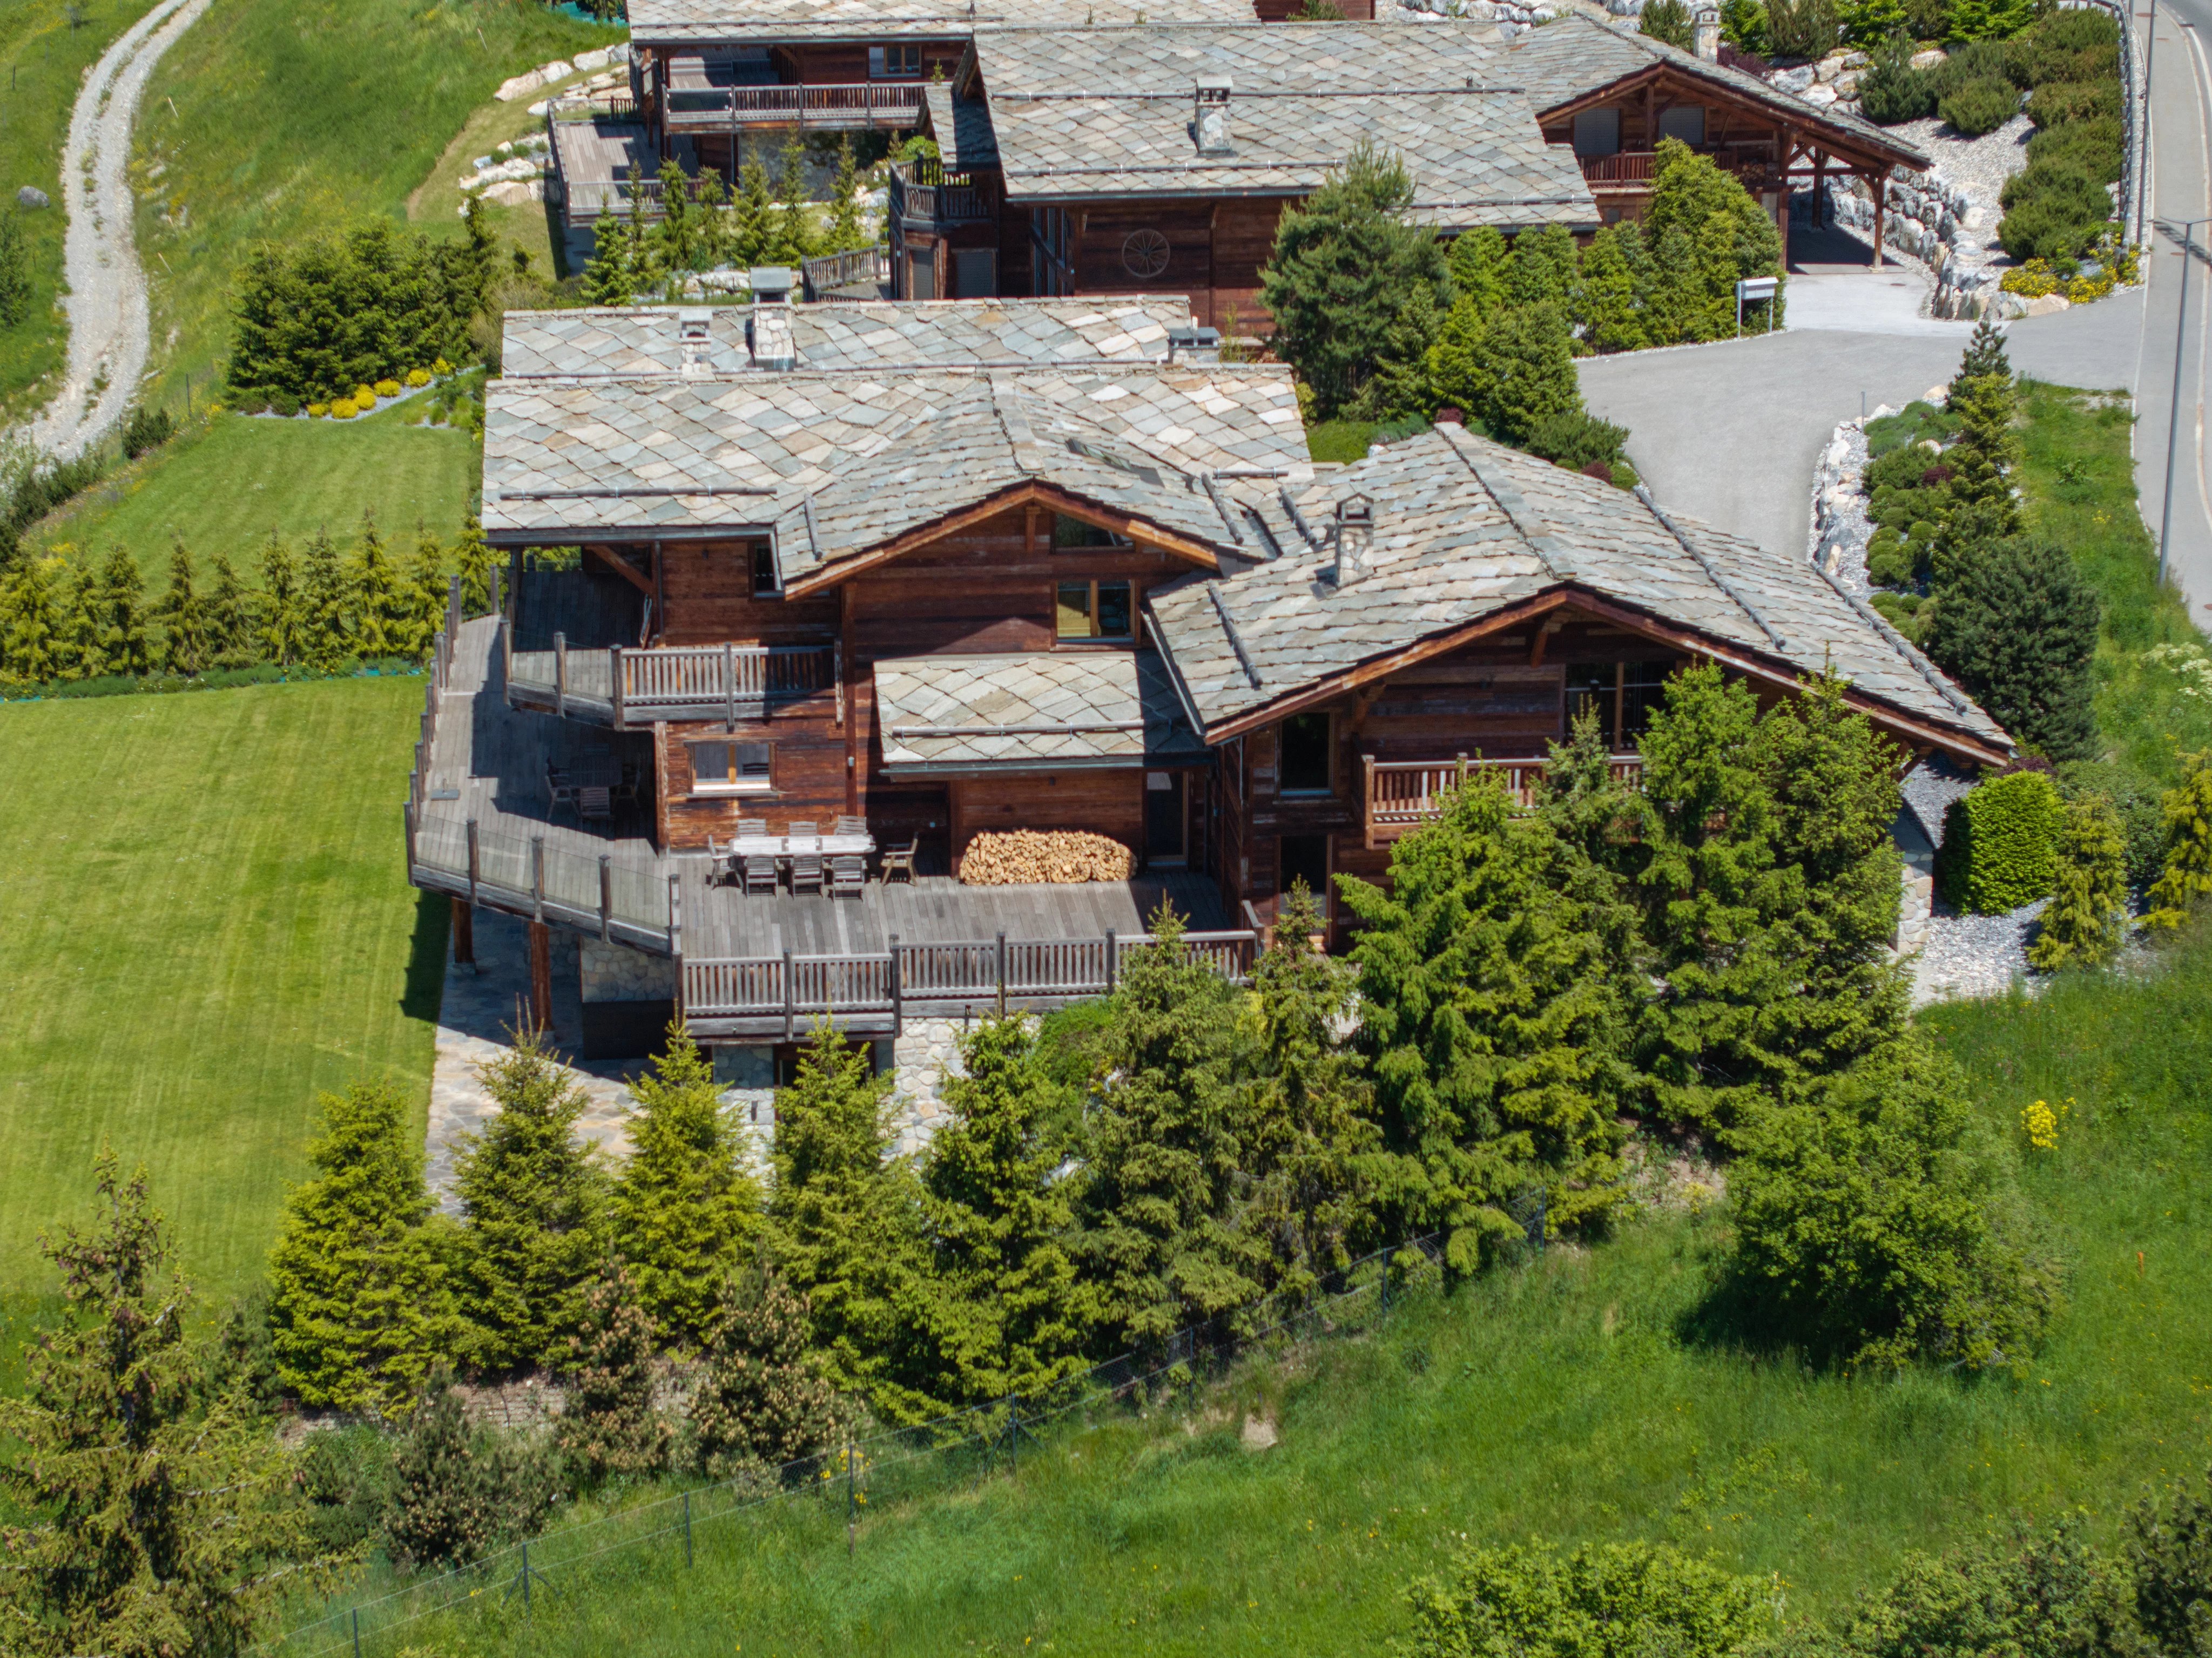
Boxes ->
[330,398,359,420]
[2001,259,2062,297]
[374,378,402,398]
[2020,1097,2069,1149]
[432,356,453,375]
[405,367,432,389]
[352,384,377,408]
[307,402,330,418]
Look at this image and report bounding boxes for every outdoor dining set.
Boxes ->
[546,757,644,825]
[706,817,921,897]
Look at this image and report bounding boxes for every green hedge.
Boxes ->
[1940,770,2063,913]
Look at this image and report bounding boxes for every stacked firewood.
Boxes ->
[958,829,1135,885]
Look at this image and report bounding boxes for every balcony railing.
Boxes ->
[683,929,1258,1038]
[1577,142,1778,187]
[801,243,890,299]
[663,82,924,130]
[889,159,994,228]
[1361,753,1645,847]
[509,637,840,726]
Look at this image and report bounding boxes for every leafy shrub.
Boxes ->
[120,403,176,461]
[1859,40,1937,124]
[352,383,376,407]
[1939,771,2062,913]
[329,399,358,421]
[1722,0,1768,50]
[272,391,301,417]
[1642,0,1696,49]
[1865,438,1944,494]
[2026,112,2122,183]
[382,1382,564,1568]
[2011,5,2119,86]
[373,377,402,398]
[1766,0,1840,58]
[1402,1538,1773,1658]
[1865,398,1959,458]
[2057,759,2163,886]
[1998,169,2113,261]
[307,402,329,418]
[1524,407,1630,471]
[0,207,30,328]
[2027,77,2122,127]
[405,367,431,388]
[1843,1516,2145,1656]
[1939,77,2020,136]
[2028,793,2129,970]
[296,1426,396,1554]
[2130,1464,2212,1650]
[1926,37,2019,94]
[1923,536,2100,761]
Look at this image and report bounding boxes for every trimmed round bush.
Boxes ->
[405,367,432,389]
[352,384,377,408]
[2027,113,2122,185]
[432,356,454,375]
[307,402,330,418]
[1939,77,2020,137]
[1939,770,2063,913]
[272,391,301,417]
[330,398,360,421]
[374,377,402,398]
[1998,179,2112,262]
[1858,50,1935,124]
[2027,77,2121,128]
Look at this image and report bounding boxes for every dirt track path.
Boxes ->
[18,0,211,462]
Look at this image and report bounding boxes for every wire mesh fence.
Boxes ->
[270,1230,1453,1658]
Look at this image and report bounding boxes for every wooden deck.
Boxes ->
[406,614,1245,1038]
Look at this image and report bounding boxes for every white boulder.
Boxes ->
[538,58,574,81]
[2023,292,2071,316]
[1772,64,1816,93]
[495,68,545,101]
[574,46,612,71]
[1804,84,1839,106]
[1909,48,1946,69]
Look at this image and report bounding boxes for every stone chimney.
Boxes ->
[1331,493,1374,586]
[1194,76,1233,155]
[1693,2,1721,59]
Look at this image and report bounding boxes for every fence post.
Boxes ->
[996,931,1007,1017]
[724,640,737,729]
[522,1540,531,1619]
[684,1488,693,1568]
[610,645,625,727]
[599,853,612,942]
[1104,929,1116,993]
[531,836,545,922]
[554,631,568,720]
[889,933,902,1038]
[467,818,480,903]
[667,871,680,956]
[783,949,795,1041]
[1455,751,1468,787]
[352,1606,361,1658]
[846,1440,857,1557]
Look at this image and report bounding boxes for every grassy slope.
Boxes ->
[133,0,615,415]
[24,401,476,581]
[0,675,441,1300]
[346,937,2212,1656]
[0,0,166,416]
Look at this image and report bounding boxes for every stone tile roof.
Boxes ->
[922,83,1001,171]
[500,299,1213,379]
[482,362,1313,579]
[970,24,1597,228]
[1506,15,1930,168]
[1145,423,2006,752]
[874,648,1206,769]
[628,0,1253,45]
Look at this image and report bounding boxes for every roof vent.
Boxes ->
[1330,493,1374,587]
[1164,322,1222,362]
[748,265,795,306]
[1194,76,1233,156]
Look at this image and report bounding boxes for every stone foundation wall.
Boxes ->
[579,939,679,1004]
[709,1013,995,1158]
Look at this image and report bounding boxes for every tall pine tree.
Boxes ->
[91,547,152,677]
[690,1265,841,1476]
[207,550,256,668]
[259,531,307,667]
[555,1259,673,1485]
[299,526,350,671]
[349,509,407,660]
[154,539,206,675]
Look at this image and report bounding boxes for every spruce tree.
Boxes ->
[1576,225,1645,355]
[1240,883,1379,1294]
[1350,282,1441,421]
[1077,906,1273,1344]
[454,513,495,617]
[555,1259,673,1485]
[206,550,255,668]
[766,1025,931,1418]
[349,510,406,660]
[1471,299,1581,445]
[2,555,62,682]
[404,520,448,658]
[1945,354,2022,528]
[2147,748,2212,928]
[656,156,698,273]
[92,546,152,676]
[0,1151,339,1657]
[1257,140,1448,415]
[1501,223,1579,314]
[693,165,733,269]
[259,530,307,667]
[56,556,103,679]
[608,1026,763,1350]
[1923,536,2098,760]
[733,161,773,267]
[582,207,638,307]
[1643,222,1707,347]
[1446,225,1509,323]
[916,1016,1093,1406]
[690,1265,840,1476]
[825,136,865,252]
[154,539,206,675]
[267,1080,456,1415]
[452,1030,609,1373]
[2029,792,2129,970]
[300,525,350,670]
[1645,139,1782,341]
[1425,293,1493,425]
[1340,775,1627,1274]
[771,133,816,262]
[1951,315,2013,391]
[381,1379,561,1568]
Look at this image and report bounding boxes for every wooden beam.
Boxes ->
[528,920,553,1034]
[585,543,655,597]
[452,899,475,968]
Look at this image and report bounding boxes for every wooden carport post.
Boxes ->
[452,899,476,968]
[1867,168,1886,267]
[528,921,553,1034]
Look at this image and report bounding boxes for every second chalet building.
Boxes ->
[404,294,2003,1101]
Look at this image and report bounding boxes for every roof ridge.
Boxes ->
[1440,427,1575,580]
[1808,560,1982,722]
[1632,485,1793,654]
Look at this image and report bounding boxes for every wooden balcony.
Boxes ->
[1577,143,1778,191]
[508,635,840,727]
[663,82,923,131]
[889,160,994,229]
[1361,753,1645,848]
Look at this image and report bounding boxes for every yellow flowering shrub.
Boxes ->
[405,367,431,388]
[2001,259,2061,298]
[307,402,330,418]
[2020,1098,2065,1151]
[432,356,453,375]
[2067,269,2116,303]
[330,398,359,420]
[374,377,402,398]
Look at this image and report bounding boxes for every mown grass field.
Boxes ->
[0,0,165,416]
[0,674,442,1301]
[25,402,477,582]
[307,931,2212,1657]
[133,0,615,414]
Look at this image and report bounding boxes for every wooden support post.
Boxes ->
[1869,170,1886,267]
[1362,754,1377,850]
[528,920,552,1034]
[724,640,737,730]
[996,932,1008,1017]
[466,818,481,903]
[1104,930,1117,994]
[889,933,903,1038]
[1614,661,1626,749]
[453,899,475,967]
[490,563,502,619]
[667,871,680,956]
[598,854,612,942]
[783,949,795,1041]
[610,646,625,728]
[554,632,568,720]
[531,836,547,923]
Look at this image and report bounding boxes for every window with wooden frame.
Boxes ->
[1277,710,1334,796]
[1056,579,1134,642]
[749,541,780,597]
[689,739,772,794]
[868,43,922,78]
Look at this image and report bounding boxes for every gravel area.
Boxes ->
[1886,112,2035,296]
[14,0,211,464]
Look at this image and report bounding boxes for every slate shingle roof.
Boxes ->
[1506,14,1929,168]
[1145,424,2006,750]
[970,24,1597,227]
[874,649,1206,769]
[628,0,1252,45]
[500,299,1206,379]
[482,362,1313,580]
[923,82,1001,171]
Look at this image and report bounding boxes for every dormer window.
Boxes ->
[1195,76,1233,155]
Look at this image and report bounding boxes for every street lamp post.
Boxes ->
[2158,217,2207,588]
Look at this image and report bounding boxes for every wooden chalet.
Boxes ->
[404,294,2006,1065]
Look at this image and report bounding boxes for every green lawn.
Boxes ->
[25,404,478,582]
[0,675,442,1301]
[134,0,616,414]
[312,930,2212,1656]
[0,0,166,416]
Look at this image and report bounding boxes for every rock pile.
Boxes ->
[957,830,1136,886]
[495,43,629,105]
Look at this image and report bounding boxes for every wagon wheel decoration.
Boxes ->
[1121,228,1171,280]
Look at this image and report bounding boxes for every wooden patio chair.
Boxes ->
[545,761,575,811]
[577,786,612,824]
[737,817,768,840]
[829,854,867,897]
[878,836,919,885]
[787,820,818,841]
[834,814,867,838]
[790,849,825,895]
[706,835,736,884]
[742,854,780,897]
